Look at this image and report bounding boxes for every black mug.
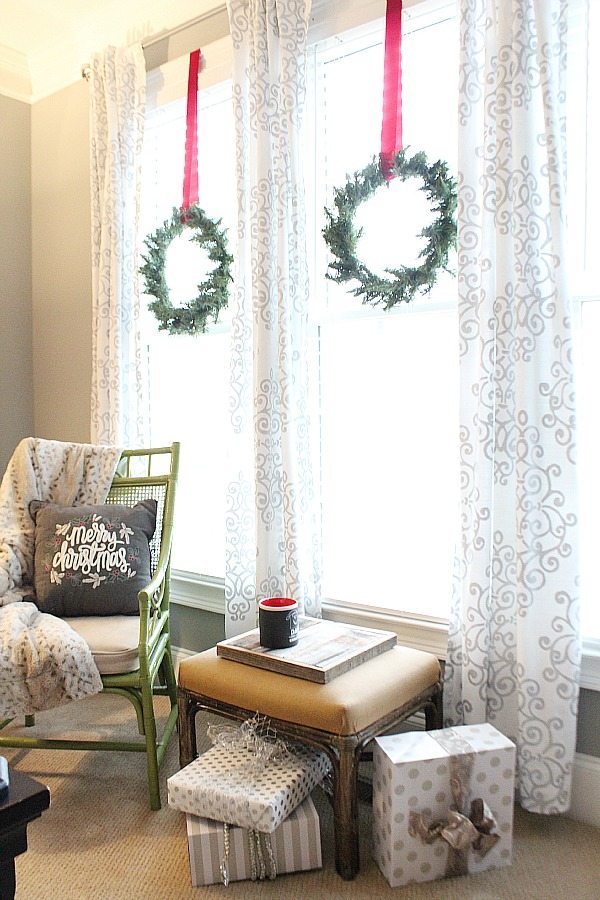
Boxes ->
[258,597,299,649]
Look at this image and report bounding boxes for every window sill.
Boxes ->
[170,570,600,692]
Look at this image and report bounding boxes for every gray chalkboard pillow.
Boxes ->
[30,499,157,617]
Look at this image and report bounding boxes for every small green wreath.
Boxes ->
[140,204,233,336]
[323,148,457,310]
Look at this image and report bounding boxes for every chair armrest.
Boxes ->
[138,554,170,608]
[136,546,173,652]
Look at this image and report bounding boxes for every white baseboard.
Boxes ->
[569,753,600,827]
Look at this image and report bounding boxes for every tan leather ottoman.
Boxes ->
[177,644,442,880]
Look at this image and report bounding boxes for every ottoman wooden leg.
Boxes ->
[177,691,198,766]
[424,682,444,730]
[332,740,361,880]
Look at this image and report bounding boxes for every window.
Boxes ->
[308,11,458,621]
[139,0,600,645]
[568,0,600,642]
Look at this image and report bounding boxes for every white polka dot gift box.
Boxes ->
[373,723,515,888]
[185,795,322,886]
[168,740,330,833]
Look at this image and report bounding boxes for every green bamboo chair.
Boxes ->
[0,443,180,810]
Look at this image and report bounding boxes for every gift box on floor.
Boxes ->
[373,723,515,888]
[168,740,330,832]
[185,794,322,886]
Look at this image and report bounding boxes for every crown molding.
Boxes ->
[0,44,32,103]
[26,37,91,104]
[0,0,222,104]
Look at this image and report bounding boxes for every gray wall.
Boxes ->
[576,688,600,758]
[171,605,225,654]
[31,80,92,443]
[0,94,33,472]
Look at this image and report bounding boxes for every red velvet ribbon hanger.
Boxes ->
[380,0,403,181]
[182,48,201,217]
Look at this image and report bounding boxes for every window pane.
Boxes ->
[314,13,458,314]
[578,301,600,640]
[141,85,234,576]
[320,308,458,618]
[584,1,600,273]
[148,331,229,575]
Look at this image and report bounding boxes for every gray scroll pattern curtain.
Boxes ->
[89,45,148,446]
[444,0,580,814]
[224,0,321,636]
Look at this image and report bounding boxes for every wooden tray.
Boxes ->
[216,616,397,683]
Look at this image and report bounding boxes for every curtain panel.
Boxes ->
[89,45,148,446]
[224,0,321,636]
[445,0,580,814]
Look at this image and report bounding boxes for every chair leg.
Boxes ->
[140,679,161,811]
[332,740,361,881]
[160,645,178,709]
[177,693,198,766]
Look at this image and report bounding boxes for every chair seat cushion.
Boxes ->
[178,645,441,736]
[64,616,140,675]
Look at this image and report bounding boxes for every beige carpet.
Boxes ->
[1,695,598,900]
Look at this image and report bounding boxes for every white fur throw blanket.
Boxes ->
[0,437,122,717]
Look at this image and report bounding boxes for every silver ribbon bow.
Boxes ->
[408,732,501,877]
[208,714,289,885]
[207,712,289,772]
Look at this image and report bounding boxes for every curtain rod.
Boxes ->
[141,4,227,50]
[81,3,227,80]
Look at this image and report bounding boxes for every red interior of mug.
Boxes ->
[259,597,297,609]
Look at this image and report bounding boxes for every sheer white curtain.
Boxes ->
[224,0,321,636]
[444,0,580,814]
[89,45,148,446]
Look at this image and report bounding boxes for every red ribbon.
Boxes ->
[182,49,201,215]
[380,0,403,181]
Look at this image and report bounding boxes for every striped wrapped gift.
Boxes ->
[186,795,322,886]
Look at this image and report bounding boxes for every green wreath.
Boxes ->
[140,204,233,336]
[322,148,457,310]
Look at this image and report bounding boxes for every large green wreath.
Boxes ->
[322,148,457,310]
[140,204,233,336]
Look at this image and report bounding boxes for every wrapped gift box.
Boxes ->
[186,794,322,886]
[168,741,330,833]
[373,723,515,888]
